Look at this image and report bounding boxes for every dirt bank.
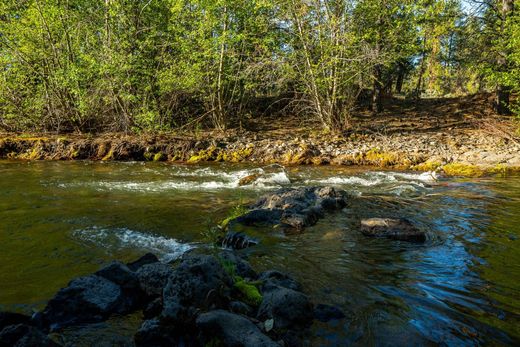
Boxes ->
[1,94,519,177]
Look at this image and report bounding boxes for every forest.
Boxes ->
[0,0,518,134]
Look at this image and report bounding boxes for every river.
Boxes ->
[0,161,518,345]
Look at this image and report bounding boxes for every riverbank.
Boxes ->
[1,95,519,176]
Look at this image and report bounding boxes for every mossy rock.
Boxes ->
[153,152,164,161]
[365,148,399,167]
[234,278,263,306]
[442,163,483,177]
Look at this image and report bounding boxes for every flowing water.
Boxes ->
[0,161,519,346]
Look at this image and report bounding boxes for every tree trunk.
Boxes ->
[495,0,514,115]
[395,63,405,94]
[372,64,383,113]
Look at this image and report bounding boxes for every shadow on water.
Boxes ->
[0,161,519,345]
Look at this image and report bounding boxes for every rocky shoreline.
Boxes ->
[1,129,519,176]
[0,251,346,347]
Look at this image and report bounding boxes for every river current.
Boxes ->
[0,161,518,345]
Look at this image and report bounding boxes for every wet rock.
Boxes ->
[0,324,60,347]
[229,301,253,316]
[219,251,257,279]
[196,310,279,347]
[360,218,426,242]
[127,253,159,271]
[257,286,313,330]
[232,209,283,227]
[0,312,31,331]
[259,271,302,292]
[136,262,174,298]
[231,186,348,233]
[161,254,233,324]
[41,275,127,330]
[238,173,262,186]
[313,304,346,322]
[221,232,259,250]
[96,261,139,290]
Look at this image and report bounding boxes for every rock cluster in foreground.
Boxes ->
[0,251,345,347]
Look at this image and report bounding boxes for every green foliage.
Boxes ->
[0,0,517,133]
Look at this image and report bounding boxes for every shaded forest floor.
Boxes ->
[1,93,519,177]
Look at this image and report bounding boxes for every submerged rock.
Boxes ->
[230,186,349,235]
[360,217,426,242]
[196,310,279,347]
[313,304,346,322]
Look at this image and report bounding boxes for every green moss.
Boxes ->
[216,145,254,163]
[365,148,399,167]
[153,152,164,161]
[442,163,483,177]
[188,146,218,163]
[412,160,442,172]
[234,277,263,306]
[102,149,114,161]
[143,152,153,161]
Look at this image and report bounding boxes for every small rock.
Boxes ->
[360,218,426,242]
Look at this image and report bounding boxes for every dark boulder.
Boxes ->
[196,310,279,347]
[127,253,159,272]
[257,286,313,330]
[313,304,346,322]
[161,254,233,324]
[0,312,31,331]
[0,324,60,347]
[230,186,349,234]
[136,262,175,298]
[360,218,426,242]
[95,261,143,309]
[228,301,253,316]
[41,275,127,330]
[259,271,302,292]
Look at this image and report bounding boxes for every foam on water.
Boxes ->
[60,165,292,192]
[72,226,193,262]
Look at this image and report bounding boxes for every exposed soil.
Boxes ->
[1,93,519,176]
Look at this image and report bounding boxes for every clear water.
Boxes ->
[0,161,519,345]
